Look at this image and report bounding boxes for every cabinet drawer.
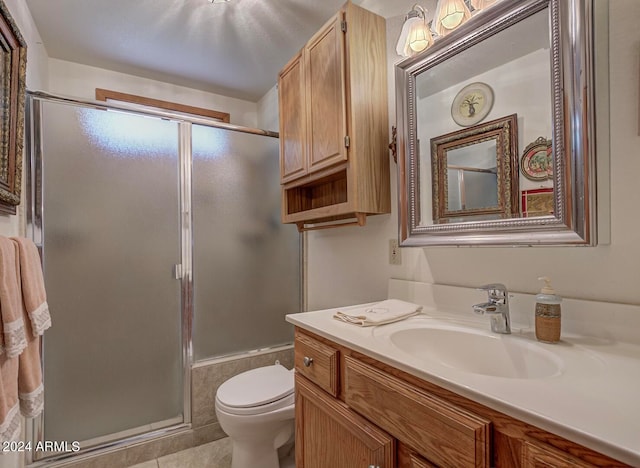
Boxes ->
[344,356,490,468]
[522,440,599,467]
[295,331,339,396]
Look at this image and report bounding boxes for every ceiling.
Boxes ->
[25,0,416,102]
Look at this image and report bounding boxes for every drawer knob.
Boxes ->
[368,465,380,468]
[303,356,314,367]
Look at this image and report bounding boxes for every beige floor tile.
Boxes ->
[157,438,231,468]
[128,461,159,468]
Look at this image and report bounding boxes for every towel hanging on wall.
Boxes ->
[0,238,26,358]
[12,237,51,336]
[0,237,51,443]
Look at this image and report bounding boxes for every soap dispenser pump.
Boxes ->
[535,276,562,343]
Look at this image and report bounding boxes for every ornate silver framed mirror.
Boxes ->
[396,0,598,246]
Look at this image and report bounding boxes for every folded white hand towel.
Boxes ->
[333,299,422,327]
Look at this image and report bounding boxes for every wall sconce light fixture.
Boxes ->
[396,4,433,58]
[396,0,502,58]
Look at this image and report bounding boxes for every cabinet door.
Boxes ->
[397,443,438,468]
[305,12,348,173]
[279,51,307,183]
[295,374,395,468]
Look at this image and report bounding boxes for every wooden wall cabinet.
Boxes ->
[278,2,390,231]
[294,328,628,468]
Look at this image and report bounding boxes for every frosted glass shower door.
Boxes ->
[38,102,184,445]
[192,124,300,360]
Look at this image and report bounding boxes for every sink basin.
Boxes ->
[387,325,562,379]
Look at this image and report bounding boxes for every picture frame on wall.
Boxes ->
[520,137,553,181]
[450,82,494,127]
[521,188,554,218]
[0,0,27,215]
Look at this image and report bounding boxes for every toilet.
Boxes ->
[215,364,295,468]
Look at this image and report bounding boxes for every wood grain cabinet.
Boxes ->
[522,440,599,467]
[296,374,395,468]
[293,328,629,468]
[278,1,390,231]
[344,356,490,467]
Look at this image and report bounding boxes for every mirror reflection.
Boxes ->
[415,7,551,226]
[431,114,518,223]
[447,140,498,212]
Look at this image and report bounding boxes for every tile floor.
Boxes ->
[128,437,295,468]
[129,438,232,468]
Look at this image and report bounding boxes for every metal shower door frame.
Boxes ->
[22,91,284,466]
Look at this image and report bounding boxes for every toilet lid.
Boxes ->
[216,364,294,408]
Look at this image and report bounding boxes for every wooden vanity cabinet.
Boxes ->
[296,374,395,468]
[293,328,629,468]
[522,440,599,468]
[294,331,395,467]
[278,2,390,231]
[397,444,438,468]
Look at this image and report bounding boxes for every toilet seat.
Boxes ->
[216,364,294,416]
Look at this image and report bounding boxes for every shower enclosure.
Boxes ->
[24,92,301,464]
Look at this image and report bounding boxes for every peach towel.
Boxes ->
[0,237,49,442]
[0,237,26,358]
[11,238,51,337]
[0,354,20,442]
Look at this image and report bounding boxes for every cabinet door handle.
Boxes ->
[303,356,314,367]
[368,465,380,468]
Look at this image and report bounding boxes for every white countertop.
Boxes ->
[287,290,640,466]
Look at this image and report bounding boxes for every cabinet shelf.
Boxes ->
[284,170,348,215]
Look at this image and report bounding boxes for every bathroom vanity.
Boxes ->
[286,280,640,467]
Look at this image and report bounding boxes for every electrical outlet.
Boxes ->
[389,238,401,265]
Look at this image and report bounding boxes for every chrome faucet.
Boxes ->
[473,283,511,334]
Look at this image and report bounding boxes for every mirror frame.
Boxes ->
[396,0,597,246]
[431,113,519,223]
[0,0,26,215]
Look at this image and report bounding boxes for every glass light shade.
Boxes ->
[471,0,498,10]
[408,21,433,53]
[396,16,432,57]
[434,0,472,36]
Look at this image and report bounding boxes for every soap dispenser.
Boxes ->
[535,277,562,343]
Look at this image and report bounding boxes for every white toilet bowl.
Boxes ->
[215,364,295,468]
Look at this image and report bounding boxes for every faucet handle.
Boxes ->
[477,283,508,299]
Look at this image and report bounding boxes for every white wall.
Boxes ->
[47,59,259,128]
[257,84,279,132]
[307,0,640,310]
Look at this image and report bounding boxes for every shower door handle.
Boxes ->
[173,264,183,280]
